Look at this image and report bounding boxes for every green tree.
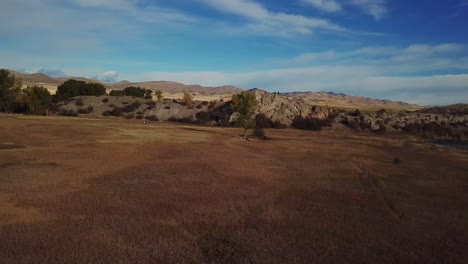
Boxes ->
[0,69,22,112]
[154,90,163,101]
[144,89,153,100]
[21,85,52,115]
[109,90,124,96]
[56,79,105,100]
[231,91,257,139]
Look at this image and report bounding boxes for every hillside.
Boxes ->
[8,70,243,96]
[418,104,468,115]
[282,91,422,111]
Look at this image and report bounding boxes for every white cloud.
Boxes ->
[301,0,343,12]
[200,0,345,36]
[95,71,119,83]
[273,43,468,73]
[37,68,67,78]
[350,0,387,20]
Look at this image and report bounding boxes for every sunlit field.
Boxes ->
[1,115,467,263]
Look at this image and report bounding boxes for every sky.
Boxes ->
[1,0,468,105]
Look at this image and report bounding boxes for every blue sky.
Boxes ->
[1,0,468,105]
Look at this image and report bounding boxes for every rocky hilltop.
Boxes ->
[55,89,468,139]
[251,89,333,126]
[283,91,422,111]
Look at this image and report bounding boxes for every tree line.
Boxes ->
[0,69,165,115]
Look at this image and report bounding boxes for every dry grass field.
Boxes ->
[0,115,467,263]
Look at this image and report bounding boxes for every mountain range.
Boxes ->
[8,69,422,110]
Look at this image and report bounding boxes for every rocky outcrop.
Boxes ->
[252,89,333,126]
[56,90,468,139]
[334,110,468,139]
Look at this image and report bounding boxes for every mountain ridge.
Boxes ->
[6,69,423,109]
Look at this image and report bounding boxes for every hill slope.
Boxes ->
[282,91,422,111]
[8,70,243,96]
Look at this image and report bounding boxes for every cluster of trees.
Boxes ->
[56,80,106,100]
[109,86,161,100]
[0,69,52,115]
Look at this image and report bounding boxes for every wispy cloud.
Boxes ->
[350,0,387,20]
[273,43,468,73]
[94,71,119,83]
[37,68,67,78]
[199,0,345,37]
[301,0,343,13]
[120,43,468,105]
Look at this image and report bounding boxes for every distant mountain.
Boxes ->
[282,91,422,111]
[6,69,423,109]
[7,69,243,96]
[37,68,67,78]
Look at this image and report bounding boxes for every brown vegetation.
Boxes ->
[0,115,468,263]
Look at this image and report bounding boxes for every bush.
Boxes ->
[58,108,78,117]
[56,80,105,100]
[125,113,135,119]
[77,106,94,114]
[164,106,171,110]
[145,115,159,121]
[253,127,266,138]
[168,116,194,123]
[75,98,84,106]
[103,107,124,117]
[255,114,271,129]
[208,102,216,109]
[196,104,202,109]
[146,101,156,110]
[122,101,141,113]
[135,115,144,120]
[102,98,109,103]
[292,116,327,131]
[201,101,209,105]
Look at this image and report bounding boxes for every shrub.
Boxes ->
[168,116,194,123]
[102,98,109,103]
[292,116,325,131]
[103,107,124,117]
[254,127,266,138]
[75,98,84,106]
[196,104,202,109]
[135,115,144,120]
[164,106,171,110]
[201,101,209,105]
[393,157,401,164]
[122,101,141,113]
[77,106,94,114]
[58,108,78,117]
[255,114,271,129]
[145,115,159,121]
[146,101,156,110]
[125,113,135,119]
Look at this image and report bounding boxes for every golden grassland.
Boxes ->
[0,115,467,263]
